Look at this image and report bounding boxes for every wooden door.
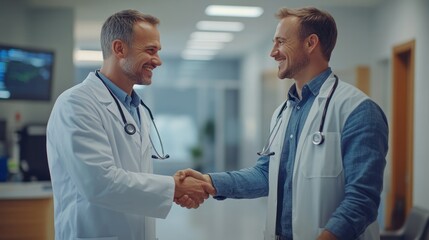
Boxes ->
[385,39,415,230]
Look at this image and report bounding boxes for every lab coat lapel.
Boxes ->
[86,72,142,138]
[272,100,292,162]
[265,100,292,236]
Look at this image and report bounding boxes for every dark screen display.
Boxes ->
[0,45,54,101]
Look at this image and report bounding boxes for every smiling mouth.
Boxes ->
[144,66,154,72]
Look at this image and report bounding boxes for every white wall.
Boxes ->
[329,6,373,70]
[0,1,75,153]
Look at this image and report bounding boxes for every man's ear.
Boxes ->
[306,34,319,52]
[111,39,127,58]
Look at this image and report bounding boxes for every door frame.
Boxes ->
[385,39,415,230]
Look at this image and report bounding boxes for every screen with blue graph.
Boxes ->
[0,44,54,101]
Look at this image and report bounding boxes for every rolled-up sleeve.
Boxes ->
[325,99,388,238]
[209,155,270,200]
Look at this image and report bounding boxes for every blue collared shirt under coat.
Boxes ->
[208,68,388,239]
[97,71,141,125]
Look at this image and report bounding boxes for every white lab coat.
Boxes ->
[47,72,175,240]
[264,75,380,239]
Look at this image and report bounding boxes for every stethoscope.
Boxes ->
[95,71,170,160]
[257,75,339,157]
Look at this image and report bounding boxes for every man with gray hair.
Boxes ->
[47,9,214,240]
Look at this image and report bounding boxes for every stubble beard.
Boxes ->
[122,57,145,86]
[278,51,310,80]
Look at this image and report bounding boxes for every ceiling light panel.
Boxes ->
[190,31,234,42]
[182,49,217,56]
[181,54,214,61]
[187,41,224,50]
[196,21,244,32]
[205,5,263,18]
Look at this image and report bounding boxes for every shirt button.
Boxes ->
[296,106,300,110]
[290,134,293,139]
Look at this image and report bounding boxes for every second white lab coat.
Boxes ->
[47,72,175,240]
[264,75,380,239]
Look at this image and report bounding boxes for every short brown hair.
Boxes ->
[100,9,160,59]
[276,7,337,61]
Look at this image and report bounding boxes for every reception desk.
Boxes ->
[0,181,54,240]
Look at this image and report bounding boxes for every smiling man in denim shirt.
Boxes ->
[176,6,388,240]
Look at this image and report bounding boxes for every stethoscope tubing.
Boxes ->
[95,71,169,159]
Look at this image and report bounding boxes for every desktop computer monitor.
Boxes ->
[19,125,50,181]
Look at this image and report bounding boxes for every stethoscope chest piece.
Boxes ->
[124,123,137,135]
[312,131,324,145]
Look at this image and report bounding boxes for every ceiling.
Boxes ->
[28,0,381,60]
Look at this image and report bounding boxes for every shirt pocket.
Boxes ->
[302,132,343,178]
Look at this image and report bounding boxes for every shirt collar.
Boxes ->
[287,67,332,102]
[97,71,141,108]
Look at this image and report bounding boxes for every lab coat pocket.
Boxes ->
[302,132,342,178]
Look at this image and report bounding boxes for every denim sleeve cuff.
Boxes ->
[325,217,357,239]
[208,172,233,200]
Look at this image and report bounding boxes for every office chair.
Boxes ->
[380,206,429,240]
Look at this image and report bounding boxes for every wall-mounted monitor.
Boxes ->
[0,44,54,101]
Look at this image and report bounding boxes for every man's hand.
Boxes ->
[173,168,216,209]
[173,169,215,209]
[176,168,213,184]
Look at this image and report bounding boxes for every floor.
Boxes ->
[156,197,267,240]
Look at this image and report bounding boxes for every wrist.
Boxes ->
[173,175,183,197]
[204,174,216,195]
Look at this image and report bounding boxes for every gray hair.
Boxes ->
[100,9,160,59]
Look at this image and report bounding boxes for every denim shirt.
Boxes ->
[209,70,388,239]
[275,68,331,237]
[97,71,141,125]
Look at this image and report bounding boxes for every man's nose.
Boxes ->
[153,55,162,66]
[270,47,278,58]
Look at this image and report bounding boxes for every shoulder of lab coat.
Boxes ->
[47,72,175,219]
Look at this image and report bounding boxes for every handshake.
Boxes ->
[173,168,216,209]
